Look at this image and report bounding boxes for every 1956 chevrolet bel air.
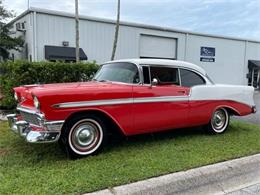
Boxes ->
[7,59,256,158]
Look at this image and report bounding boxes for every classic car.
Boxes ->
[7,59,256,158]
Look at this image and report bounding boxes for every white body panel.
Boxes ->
[190,84,255,107]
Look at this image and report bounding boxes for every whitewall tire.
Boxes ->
[206,108,230,134]
[60,114,107,159]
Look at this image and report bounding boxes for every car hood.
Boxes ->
[21,81,130,93]
[14,81,133,109]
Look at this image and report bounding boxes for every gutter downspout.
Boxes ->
[33,11,37,61]
[243,40,248,86]
[184,33,188,61]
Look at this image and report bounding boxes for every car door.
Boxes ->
[179,68,208,126]
[132,65,190,134]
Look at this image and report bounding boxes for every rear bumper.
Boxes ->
[7,110,64,143]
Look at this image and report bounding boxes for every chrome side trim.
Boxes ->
[134,96,188,103]
[53,96,189,108]
[53,98,133,108]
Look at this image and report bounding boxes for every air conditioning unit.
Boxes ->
[16,22,26,32]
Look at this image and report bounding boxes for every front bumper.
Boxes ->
[7,108,64,143]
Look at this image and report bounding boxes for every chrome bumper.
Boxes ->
[7,110,64,143]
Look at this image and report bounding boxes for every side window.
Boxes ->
[142,66,150,84]
[180,69,205,87]
[150,67,180,85]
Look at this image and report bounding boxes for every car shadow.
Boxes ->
[105,126,208,151]
[9,125,223,162]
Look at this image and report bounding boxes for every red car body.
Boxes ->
[7,59,256,157]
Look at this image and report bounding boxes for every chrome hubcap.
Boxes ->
[212,109,227,131]
[75,125,96,147]
[70,119,102,154]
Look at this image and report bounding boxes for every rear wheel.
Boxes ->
[60,114,107,159]
[206,108,230,134]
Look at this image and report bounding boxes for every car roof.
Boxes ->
[107,59,207,76]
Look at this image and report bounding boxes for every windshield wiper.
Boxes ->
[98,79,109,82]
[92,79,109,82]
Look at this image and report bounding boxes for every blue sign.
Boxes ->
[201,47,215,57]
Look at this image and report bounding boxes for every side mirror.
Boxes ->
[151,78,158,86]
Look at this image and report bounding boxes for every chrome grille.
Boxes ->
[20,111,40,126]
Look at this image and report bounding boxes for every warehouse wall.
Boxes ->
[35,13,186,63]
[9,10,260,86]
[36,13,139,63]
[185,35,247,85]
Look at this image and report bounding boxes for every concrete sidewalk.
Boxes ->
[87,154,260,195]
[227,183,260,195]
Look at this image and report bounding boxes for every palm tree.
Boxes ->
[111,0,120,61]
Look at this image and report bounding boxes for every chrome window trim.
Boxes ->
[138,63,211,85]
[140,65,151,85]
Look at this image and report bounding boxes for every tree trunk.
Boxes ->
[111,0,120,61]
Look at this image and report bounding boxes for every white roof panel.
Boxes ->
[108,59,207,76]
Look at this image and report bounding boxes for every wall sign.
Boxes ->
[200,57,215,62]
[200,47,215,62]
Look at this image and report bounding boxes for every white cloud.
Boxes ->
[2,0,260,40]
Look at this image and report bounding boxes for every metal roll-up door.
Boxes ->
[140,34,177,59]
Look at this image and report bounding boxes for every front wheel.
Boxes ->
[60,114,107,159]
[206,108,230,134]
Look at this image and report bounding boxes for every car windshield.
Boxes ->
[93,62,140,84]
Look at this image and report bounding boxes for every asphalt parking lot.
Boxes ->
[233,91,260,125]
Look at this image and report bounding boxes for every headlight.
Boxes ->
[14,92,18,101]
[33,96,40,109]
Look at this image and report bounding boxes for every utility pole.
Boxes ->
[111,0,120,61]
[75,0,80,62]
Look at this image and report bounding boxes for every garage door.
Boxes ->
[140,34,177,59]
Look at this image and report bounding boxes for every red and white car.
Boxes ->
[7,59,256,158]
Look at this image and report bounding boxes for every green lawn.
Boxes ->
[0,121,260,194]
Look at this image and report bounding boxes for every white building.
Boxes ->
[8,7,260,88]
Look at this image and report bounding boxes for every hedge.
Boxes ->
[0,60,99,109]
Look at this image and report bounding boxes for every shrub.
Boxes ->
[0,60,99,109]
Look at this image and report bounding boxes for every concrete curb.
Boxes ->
[87,154,260,195]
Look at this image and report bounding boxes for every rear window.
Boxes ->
[180,69,205,87]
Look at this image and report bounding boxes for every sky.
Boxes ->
[3,0,260,40]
